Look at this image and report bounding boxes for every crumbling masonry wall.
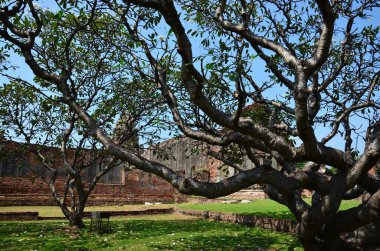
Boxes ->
[0,136,271,206]
[0,139,185,206]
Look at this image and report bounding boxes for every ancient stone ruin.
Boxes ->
[0,133,270,206]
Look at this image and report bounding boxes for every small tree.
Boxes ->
[0,82,123,227]
[1,0,380,249]
[0,4,160,227]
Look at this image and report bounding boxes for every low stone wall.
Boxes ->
[174,208,297,233]
[0,208,175,221]
[227,189,268,200]
[38,208,176,220]
[186,197,224,204]
[0,211,39,221]
[82,208,175,217]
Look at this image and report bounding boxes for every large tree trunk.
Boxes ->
[300,235,362,251]
[60,195,87,229]
[69,196,87,228]
[69,212,85,228]
[299,221,380,251]
[299,238,320,251]
[340,219,380,250]
[321,237,363,251]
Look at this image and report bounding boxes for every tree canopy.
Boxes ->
[1,0,380,250]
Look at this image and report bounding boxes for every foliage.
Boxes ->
[242,103,271,125]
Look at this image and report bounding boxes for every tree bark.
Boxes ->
[69,212,85,228]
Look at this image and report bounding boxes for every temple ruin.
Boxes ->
[0,134,270,206]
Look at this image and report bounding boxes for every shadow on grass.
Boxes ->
[150,231,300,251]
[0,219,301,251]
[114,219,301,250]
[0,222,85,251]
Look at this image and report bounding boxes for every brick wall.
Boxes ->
[174,208,297,233]
[0,170,186,206]
[0,140,125,184]
[0,212,39,221]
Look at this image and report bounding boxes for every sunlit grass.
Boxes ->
[0,199,361,250]
[0,215,302,251]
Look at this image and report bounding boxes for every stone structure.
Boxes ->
[0,134,272,206]
[175,208,297,233]
[142,136,277,182]
[0,211,39,221]
[0,137,185,206]
[0,140,124,184]
[141,136,274,199]
[2,120,376,206]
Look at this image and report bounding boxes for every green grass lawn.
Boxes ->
[177,199,361,220]
[178,200,294,219]
[0,199,361,250]
[0,199,360,219]
[0,215,302,251]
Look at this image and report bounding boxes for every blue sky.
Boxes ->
[1,1,379,154]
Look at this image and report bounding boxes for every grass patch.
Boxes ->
[336,200,361,211]
[0,215,302,250]
[177,199,361,220]
[178,200,294,220]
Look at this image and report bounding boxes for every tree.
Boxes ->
[0,80,124,228]
[1,0,380,249]
[0,3,160,227]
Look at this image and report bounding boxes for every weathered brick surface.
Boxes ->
[0,211,39,221]
[174,208,297,233]
[185,198,223,204]
[83,208,175,217]
[0,208,174,221]
[0,139,188,206]
[0,171,187,206]
[37,208,176,220]
[227,189,268,200]
[1,137,317,207]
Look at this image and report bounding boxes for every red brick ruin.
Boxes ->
[0,135,271,206]
[4,134,374,206]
